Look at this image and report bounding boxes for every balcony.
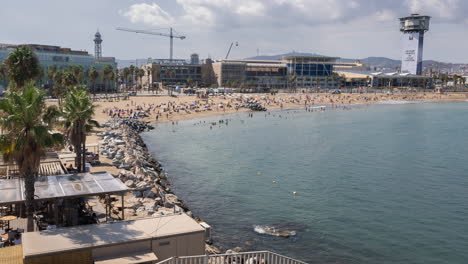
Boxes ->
[157,251,307,264]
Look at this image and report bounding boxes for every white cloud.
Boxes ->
[122,3,174,26]
[406,0,460,19]
[375,9,396,22]
[115,0,468,62]
[176,1,216,25]
[235,1,265,16]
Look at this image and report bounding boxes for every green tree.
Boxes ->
[137,68,145,92]
[129,65,135,89]
[288,74,297,92]
[88,67,99,94]
[47,65,57,93]
[0,64,7,88]
[3,46,41,90]
[102,65,113,95]
[122,67,130,90]
[61,87,99,172]
[63,70,78,88]
[0,83,63,231]
[72,65,84,84]
[187,78,193,88]
[53,70,65,104]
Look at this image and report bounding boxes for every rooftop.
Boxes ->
[0,172,127,205]
[22,213,204,258]
[0,44,90,56]
[336,70,431,79]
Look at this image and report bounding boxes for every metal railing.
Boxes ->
[157,251,307,264]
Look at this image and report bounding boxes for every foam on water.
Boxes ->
[253,225,297,237]
[376,100,425,105]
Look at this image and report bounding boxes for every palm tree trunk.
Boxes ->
[76,141,82,173]
[23,171,36,232]
[82,135,86,172]
[75,124,83,173]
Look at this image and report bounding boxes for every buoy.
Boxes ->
[257,172,262,175]
[292,191,297,195]
[272,180,277,183]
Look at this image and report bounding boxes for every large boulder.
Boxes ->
[143,189,157,199]
[124,180,135,188]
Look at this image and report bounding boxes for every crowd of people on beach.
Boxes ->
[98,92,463,123]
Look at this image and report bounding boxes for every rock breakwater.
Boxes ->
[100,119,193,217]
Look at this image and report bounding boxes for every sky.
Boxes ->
[1,0,467,63]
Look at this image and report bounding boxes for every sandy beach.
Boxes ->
[53,92,468,253]
[89,92,468,125]
[84,92,468,179]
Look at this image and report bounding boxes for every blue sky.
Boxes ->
[1,0,467,62]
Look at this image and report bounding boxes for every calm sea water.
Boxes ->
[142,102,468,264]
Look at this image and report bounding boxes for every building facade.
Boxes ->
[0,31,117,91]
[282,56,341,89]
[141,62,202,89]
[212,56,342,90]
[336,70,432,88]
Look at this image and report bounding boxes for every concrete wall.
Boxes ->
[25,249,93,264]
[92,240,152,259]
[152,231,205,261]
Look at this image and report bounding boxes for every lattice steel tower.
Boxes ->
[399,14,430,75]
[94,30,102,59]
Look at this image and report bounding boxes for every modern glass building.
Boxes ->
[282,56,340,89]
[0,43,117,90]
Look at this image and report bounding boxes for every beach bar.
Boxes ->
[0,172,128,230]
[20,213,205,264]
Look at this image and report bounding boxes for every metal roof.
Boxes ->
[0,172,127,205]
[22,213,204,258]
[336,70,431,79]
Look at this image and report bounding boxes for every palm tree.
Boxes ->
[122,67,129,91]
[108,71,115,93]
[102,65,113,96]
[0,82,63,232]
[147,68,152,92]
[72,65,84,84]
[0,64,7,88]
[137,68,145,92]
[129,65,135,89]
[88,67,99,95]
[53,70,65,104]
[63,70,78,88]
[3,46,41,90]
[47,65,57,94]
[62,87,99,172]
[288,74,297,92]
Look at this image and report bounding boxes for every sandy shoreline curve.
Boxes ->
[59,92,467,253]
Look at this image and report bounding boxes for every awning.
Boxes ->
[0,172,128,205]
[94,250,158,264]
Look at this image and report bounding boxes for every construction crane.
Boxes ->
[116,27,186,62]
[225,41,238,59]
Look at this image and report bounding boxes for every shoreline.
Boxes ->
[86,93,468,254]
[89,92,468,126]
[93,118,224,253]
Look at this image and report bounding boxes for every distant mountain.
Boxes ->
[117,53,458,71]
[244,52,327,61]
[244,53,453,70]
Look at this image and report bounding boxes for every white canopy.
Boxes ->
[0,172,127,205]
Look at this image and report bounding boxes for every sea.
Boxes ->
[141,102,468,264]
